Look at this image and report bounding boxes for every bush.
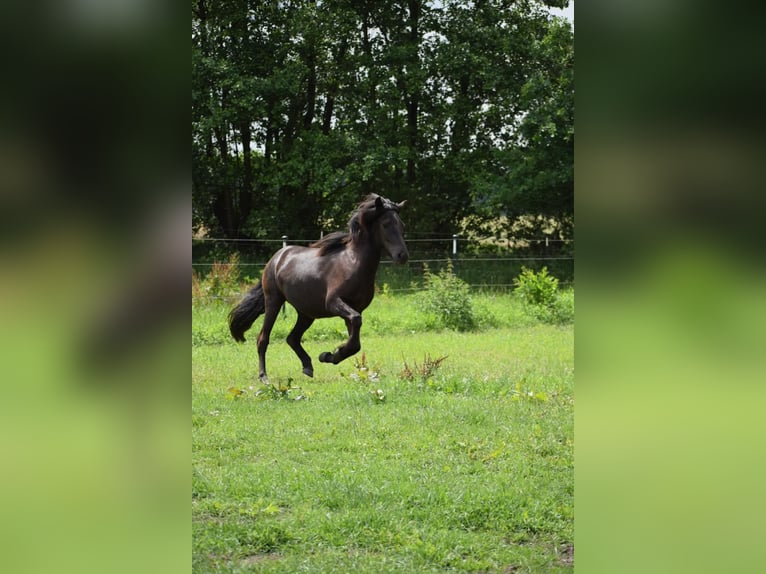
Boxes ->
[554,288,575,324]
[419,261,476,331]
[513,266,574,324]
[513,266,558,307]
[192,253,242,302]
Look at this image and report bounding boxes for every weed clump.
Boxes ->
[226,378,306,401]
[399,353,448,382]
[419,261,476,331]
[345,353,386,402]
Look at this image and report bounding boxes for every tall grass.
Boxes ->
[191,289,570,348]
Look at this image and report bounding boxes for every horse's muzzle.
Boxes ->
[394,250,409,265]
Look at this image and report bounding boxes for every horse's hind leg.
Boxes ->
[256,293,284,383]
[286,312,315,377]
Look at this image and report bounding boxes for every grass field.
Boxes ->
[193,293,573,573]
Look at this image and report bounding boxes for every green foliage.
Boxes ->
[554,288,576,324]
[513,266,574,324]
[514,266,559,307]
[191,323,230,347]
[419,261,477,331]
[192,1,574,240]
[192,253,242,302]
[191,290,568,360]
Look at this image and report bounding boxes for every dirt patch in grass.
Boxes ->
[240,552,281,566]
[558,543,574,566]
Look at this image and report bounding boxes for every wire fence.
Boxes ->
[192,233,574,292]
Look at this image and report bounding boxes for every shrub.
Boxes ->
[206,253,241,297]
[192,253,242,301]
[419,261,476,331]
[513,266,558,308]
[192,270,204,302]
[554,288,575,324]
[513,266,574,324]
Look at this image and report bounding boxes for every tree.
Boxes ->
[497,16,574,220]
[192,0,574,247]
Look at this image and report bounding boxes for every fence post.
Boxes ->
[282,235,288,249]
[452,234,458,268]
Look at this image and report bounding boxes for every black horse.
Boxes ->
[229,194,408,382]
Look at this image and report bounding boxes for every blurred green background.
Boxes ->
[2,1,766,573]
[577,1,766,572]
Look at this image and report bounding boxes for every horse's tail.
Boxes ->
[228,282,265,342]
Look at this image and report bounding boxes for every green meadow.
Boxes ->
[193,292,573,573]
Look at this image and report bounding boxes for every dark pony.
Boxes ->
[229,194,408,382]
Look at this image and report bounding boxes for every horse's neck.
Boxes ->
[349,239,382,278]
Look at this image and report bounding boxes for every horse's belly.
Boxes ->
[281,280,328,317]
[344,290,374,312]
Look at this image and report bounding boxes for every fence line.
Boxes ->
[193,233,575,292]
[191,256,573,268]
[392,237,572,243]
[194,234,573,264]
[193,236,573,244]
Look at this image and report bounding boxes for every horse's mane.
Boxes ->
[310,231,351,256]
[310,194,400,256]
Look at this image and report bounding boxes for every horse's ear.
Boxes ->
[375,196,385,212]
[397,200,407,209]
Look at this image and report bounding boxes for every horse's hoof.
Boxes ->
[318,352,333,363]
[302,367,314,378]
[259,374,270,385]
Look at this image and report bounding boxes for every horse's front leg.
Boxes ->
[319,298,362,365]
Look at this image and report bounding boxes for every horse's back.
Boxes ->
[267,246,333,317]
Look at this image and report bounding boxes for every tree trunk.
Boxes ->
[406,0,420,186]
[361,15,378,129]
[451,76,470,154]
[239,120,253,230]
[303,46,317,129]
[322,40,347,135]
[212,120,235,236]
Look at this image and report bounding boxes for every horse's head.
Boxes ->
[372,195,409,265]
